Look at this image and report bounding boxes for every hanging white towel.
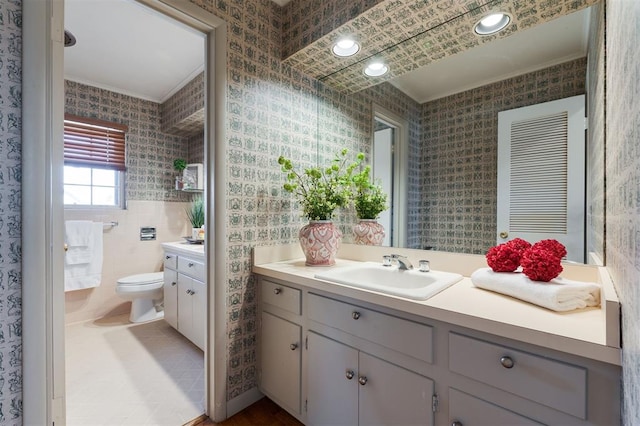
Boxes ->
[65,220,94,246]
[470,267,601,312]
[64,222,103,291]
[65,220,94,265]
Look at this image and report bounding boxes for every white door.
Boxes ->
[497,95,585,262]
[373,127,394,246]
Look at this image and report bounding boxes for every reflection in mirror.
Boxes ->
[372,106,408,248]
[315,4,605,265]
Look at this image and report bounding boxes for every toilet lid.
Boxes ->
[118,272,164,285]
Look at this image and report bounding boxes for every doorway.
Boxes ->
[22,0,228,424]
[372,105,409,247]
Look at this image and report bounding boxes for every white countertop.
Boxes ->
[253,244,621,366]
[161,241,206,259]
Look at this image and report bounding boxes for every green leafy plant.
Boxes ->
[173,158,187,172]
[278,149,362,221]
[352,164,388,220]
[186,196,204,228]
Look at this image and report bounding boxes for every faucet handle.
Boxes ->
[418,260,430,272]
[382,255,392,267]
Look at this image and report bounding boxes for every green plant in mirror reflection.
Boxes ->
[352,164,388,220]
[278,149,362,221]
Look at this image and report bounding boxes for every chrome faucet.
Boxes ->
[390,254,413,270]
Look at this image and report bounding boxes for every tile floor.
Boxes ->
[66,314,204,425]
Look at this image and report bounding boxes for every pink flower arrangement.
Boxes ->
[485,238,565,282]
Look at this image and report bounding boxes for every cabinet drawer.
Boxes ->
[449,333,587,419]
[177,256,205,281]
[449,388,543,425]
[163,252,177,270]
[308,293,433,363]
[262,280,301,315]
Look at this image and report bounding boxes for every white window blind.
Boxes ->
[64,114,127,171]
[509,112,568,233]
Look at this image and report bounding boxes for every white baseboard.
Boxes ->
[227,387,264,418]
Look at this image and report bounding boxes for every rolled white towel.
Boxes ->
[470,267,601,312]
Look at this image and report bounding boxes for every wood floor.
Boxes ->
[186,398,303,426]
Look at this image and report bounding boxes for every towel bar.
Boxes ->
[103,221,118,228]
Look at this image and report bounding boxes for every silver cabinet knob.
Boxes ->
[289,343,298,351]
[274,288,282,295]
[188,262,194,267]
[352,311,361,320]
[186,289,191,295]
[165,255,171,260]
[452,422,463,426]
[171,281,177,287]
[345,370,355,380]
[358,376,368,386]
[500,356,514,369]
[499,231,509,239]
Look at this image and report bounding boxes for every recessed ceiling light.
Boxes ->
[364,61,389,77]
[332,38,360,57]
[474,12,511,35]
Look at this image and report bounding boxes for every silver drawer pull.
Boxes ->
[352,311,361,320]
[171,282,177,287]
[358,376,368,386]
[188,262,194,267]
[500,356,514,369]
[165,255,171,260]
[345,370,355,380]
[290,343,298,351]
[274,288,282,295]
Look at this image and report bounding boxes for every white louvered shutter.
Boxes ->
[497,95,585,262]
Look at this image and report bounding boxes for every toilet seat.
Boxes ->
[117,272,164,286]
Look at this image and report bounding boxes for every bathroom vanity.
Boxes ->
[162,242,206,351]
[253,244,621,426]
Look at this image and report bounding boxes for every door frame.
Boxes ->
[372,104,408,247]
[22,0,229,423]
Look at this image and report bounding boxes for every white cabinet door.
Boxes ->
[358,352,434,426]
[260,312,302,415]
[177,273,194,343]
[191,279,206,351]
[163,268,178,330]
[307,332,358,426]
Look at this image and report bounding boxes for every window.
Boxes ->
[63,114,127,207]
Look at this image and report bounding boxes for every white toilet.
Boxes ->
[116,272,164,323]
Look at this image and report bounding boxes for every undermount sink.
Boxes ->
[314,262,463,301]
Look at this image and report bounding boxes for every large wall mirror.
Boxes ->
[312,1,604,265]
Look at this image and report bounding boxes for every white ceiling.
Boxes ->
[391,8,591,103]
[64,0,588,105]
[64,0,205,103]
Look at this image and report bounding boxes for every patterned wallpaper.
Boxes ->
[161,72,205,136]
[586,3,605,262]
[420,58,587,254]
[64,80,194,202]
[282,0,385,59]
[606,0,640,423]
[283,0,600,94]
[0,0,23,423]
